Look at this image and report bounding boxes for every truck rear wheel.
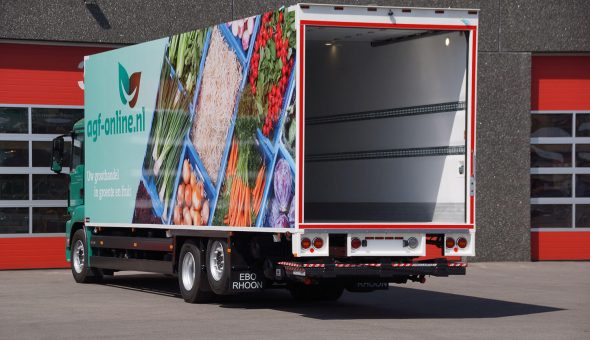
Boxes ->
[206,239,231,295]
[178,241,213,303]
[71,229,102,283]
[289,284,344,301]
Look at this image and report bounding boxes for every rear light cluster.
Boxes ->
[457,237,468,248]
[351,237,362,250]
[301,237,325,253]
[446,236,468,249]
[301,238,311,249]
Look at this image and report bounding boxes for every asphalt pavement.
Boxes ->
[0,262,588,339]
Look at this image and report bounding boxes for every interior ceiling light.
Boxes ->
[325,42,333,46]
[371,30,447,48]
[445,37,450,46]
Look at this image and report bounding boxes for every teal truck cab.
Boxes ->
[51,119,87,271]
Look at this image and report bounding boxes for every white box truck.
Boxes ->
[50,3,478,302]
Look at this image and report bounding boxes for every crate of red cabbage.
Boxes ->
[262,144,295,228]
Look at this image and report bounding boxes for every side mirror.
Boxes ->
[51,136,64,173]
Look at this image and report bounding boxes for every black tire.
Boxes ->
[70,229,103,283]
[289,284,344,301]
[178,241,214,303]
[206,239,231,295]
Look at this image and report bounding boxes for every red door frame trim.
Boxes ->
[301,224,475,230]
[297,20,477,229]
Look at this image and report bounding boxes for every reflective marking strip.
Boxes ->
[410,263,438,267]
[335,263,381,268]
[277,261,467,268]
[278,262,325,268]
[279,262,383,268]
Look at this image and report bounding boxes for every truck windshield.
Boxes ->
[72,133,84,168]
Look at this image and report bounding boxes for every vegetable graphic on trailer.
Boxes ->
[58,4,478,303]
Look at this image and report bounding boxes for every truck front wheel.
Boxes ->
[178,241,213,303]
[71,229,102,283]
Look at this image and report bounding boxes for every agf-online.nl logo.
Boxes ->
[118,63,141,108]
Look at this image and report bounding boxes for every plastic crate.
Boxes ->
[254,57,296,148]
[140,49,193,223]
[168,139,216,225]
[190,19,260,222]
[258,143,296,228]
[218,16,260,69]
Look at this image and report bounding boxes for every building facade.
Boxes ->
[1,0,589,268]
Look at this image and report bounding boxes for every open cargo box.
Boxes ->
[296,5,477,230]
[83,4,477,235]
[304,28,468,223]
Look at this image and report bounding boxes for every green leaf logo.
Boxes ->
[118,63,142,108]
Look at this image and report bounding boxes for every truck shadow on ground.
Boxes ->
[101,274,562,320]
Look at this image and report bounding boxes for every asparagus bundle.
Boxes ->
[145,64,192,220]
[168,28,208,95]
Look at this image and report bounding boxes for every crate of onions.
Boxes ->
[169,141,216,226]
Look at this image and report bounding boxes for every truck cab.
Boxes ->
[51,119,85,263]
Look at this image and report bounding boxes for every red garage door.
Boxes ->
[0,43,110,270]
[530,55,590,260]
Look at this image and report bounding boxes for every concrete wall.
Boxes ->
[2,0,590,260]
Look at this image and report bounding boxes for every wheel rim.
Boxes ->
[73,240,85,274]
[181,252,196,291]
[209,241,225,282]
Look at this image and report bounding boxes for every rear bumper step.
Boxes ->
[277,261,467,279]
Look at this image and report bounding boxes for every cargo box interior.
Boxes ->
[303,26,469,223]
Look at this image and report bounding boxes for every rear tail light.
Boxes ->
[457,237,468,249]
[301,238,311,250]
[351,237,361,250]
[313,237,324,249]
[445,237,455,248]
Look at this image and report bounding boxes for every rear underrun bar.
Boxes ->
[306,145,465,162]
[306,101,465,126]
[277,261,467,278]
